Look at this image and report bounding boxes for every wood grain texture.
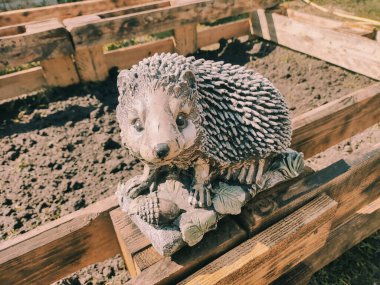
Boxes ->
[74,45,109,82]
[0,0,156,27]
[292,83,380,159]
[0,19,73,69]
[180,194,337,285]
[251,9,380,80]
[65,0,280,48]
[272,196,380,285]
[285,9,377,38]
[105,38,175,70]
[174,23,198,55]
[0,196,120,285]
[40,55,79,87]
[197,18,251,48]
[0,67,46,101]
[128,217,247,285]
[237,145,380,235]
[110,208,152,277]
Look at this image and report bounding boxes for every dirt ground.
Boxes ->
[0,38,378,284]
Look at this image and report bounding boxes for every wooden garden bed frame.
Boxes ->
[1,0,379,100]
[0,0,379,284]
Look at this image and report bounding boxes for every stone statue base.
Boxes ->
[116,149,304,256]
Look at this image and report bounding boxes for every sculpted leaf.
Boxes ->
[212,183,248,215]
[179,209,218,246]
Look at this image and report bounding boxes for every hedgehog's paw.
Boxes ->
[188,183,212,208]
[125,175,150,199]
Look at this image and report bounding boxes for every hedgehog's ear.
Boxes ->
[180,70,196,90]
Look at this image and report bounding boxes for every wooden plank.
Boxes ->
[0,67,46,101]
[174,23,198,55]
[251,9,380,80]
[0,195,120,285]
[105,38,175,70]
[40,55,80,87]
[96,1,170,19]
[110,208,152,277]
[292,83,380,159]
[0,19,73,69]
[128,217,247,285]
[75,45,109,82]
[105,18,253,70]
[273,196,380,285]
[180,194,337,285]
[197,18,251,47]
[1,0,57,11]
[285,9,377,38]
[0,0,156,27]
[64,0,280,48]
[237,145,380,235]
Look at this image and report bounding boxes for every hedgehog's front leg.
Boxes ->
[189,159,212,208]
[125,164,158,198]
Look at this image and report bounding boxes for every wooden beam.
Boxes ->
[0,196,120,285]
[285,9,377,38]
[40,55,80,87]
[251,9,380,80]
[0,0,156,27]
[75,45,109,82]
[105,38,175,70]
[0,67,46,101]
[128,217,247,285]
[180,194,337,285]
[174,23,198,55]
[0,19,74,70]
[197,18,251,48]
[237,145,380,235]
[292,83,380,159]
[64,0,280,48]
[273,196,380,285]
[110,208,154,277]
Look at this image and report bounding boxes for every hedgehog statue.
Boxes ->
[116,53,303,211]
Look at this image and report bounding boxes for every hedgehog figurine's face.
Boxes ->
[117,69,199,165]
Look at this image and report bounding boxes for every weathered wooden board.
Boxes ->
[0,0,156,27]
[0,19,73,70]
[180,194,337,285]
[0,67,46,100]
[251,9,380,80]
[127,217,247,285]
[105,38,175,70]
[285,9,377,38]
[238,145,380,234]
[64,0,280,48]
[197,18,251,48]
[273,196,380,285]
[0,196,120,285]
[292,83,380,159]
[174,23,198,55]
[40,55,80,86]
[110,208,154,277]
[75,45,109,82]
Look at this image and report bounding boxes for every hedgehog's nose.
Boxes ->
[154,143,170,159]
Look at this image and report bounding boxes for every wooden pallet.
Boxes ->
[1,0,379,101]
[0,81,379,284]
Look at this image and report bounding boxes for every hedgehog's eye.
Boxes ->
[132,119,144,132]
[176,113,188,129]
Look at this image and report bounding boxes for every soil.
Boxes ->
[0,38,377,285]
